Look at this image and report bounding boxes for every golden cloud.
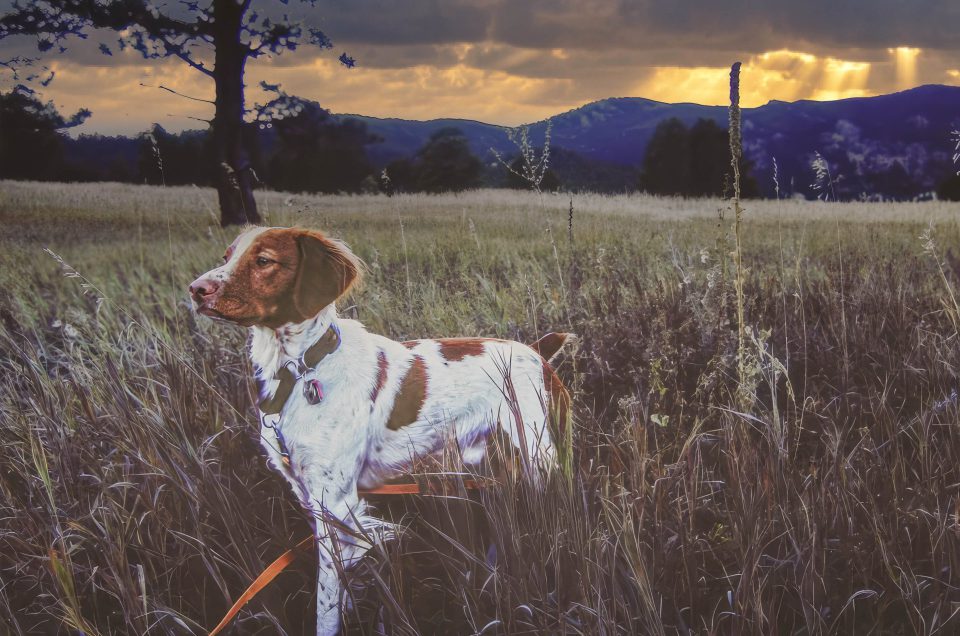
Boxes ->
[33,44,959,136]
[629,50,873,107]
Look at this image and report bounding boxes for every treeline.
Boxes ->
[3,87,777,198]
[0,88,384,191]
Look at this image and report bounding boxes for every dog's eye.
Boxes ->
[256,256,273,266]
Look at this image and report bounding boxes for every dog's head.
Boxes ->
[189,226,360,329]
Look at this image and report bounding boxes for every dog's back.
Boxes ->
[341,329,574,488]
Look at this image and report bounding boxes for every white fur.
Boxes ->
[205,226,270,285]
[203,234,559,636]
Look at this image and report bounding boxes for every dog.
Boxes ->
[189,225,573,635]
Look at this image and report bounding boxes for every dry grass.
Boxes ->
[1,181,959,635]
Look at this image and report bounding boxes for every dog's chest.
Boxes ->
[264,365,366,430]
[258,376,369,481]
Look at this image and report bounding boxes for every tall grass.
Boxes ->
[1,181,959,634]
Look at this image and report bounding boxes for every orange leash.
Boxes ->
[208,534,314,636]
[208,478,488,635]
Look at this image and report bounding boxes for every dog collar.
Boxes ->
[257,323,341,416]
[257,323,341,468]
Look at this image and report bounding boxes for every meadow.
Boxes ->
[1,180,958,635]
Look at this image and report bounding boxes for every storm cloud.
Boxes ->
[2,0,959,134]
[320,0,960,56]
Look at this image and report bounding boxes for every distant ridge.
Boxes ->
[349,85,960,198]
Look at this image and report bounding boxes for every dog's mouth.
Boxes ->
[196,304,225,319]
[194,301,259,327]
[194,299,231,321]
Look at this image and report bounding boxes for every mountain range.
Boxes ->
[58,85,960,198]
[349,84,960,198]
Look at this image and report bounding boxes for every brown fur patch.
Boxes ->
[370,350,389,403]
[542,360,571,439]
[387,355,428,430]
[437,338,488,362]
[401,340,419,349]
[290,229,360,321]
[211,229,301,328]
[209,227,360,328]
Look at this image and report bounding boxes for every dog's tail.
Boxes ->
[529,332,577,364]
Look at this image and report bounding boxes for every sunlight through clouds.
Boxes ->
[247,57,568,125]
[20,35,949,136]
[891,46,921,89]
[813,58,871,101]
[42,44,917,136]
[3,0,958,135]
[632,51,874,107]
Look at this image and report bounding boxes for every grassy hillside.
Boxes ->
[1,181,958,634]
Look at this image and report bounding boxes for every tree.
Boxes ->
[863,160,917,200]
[413,127,482,193]
[639,117,759,198]
[383,158,417,194]
[60,133,141,183]
[687,119,731,197]
[261,93,379,193]
[936,174,960,201]
[0,1,351,226]
[639,118,690,196]
[0,86,89,180]
[504,155,561,191]
[137,124,212,186]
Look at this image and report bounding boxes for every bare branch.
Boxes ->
[164,42,214,78]
[141,82,214,104]
[170,114,214,124]
[0,0,212,68]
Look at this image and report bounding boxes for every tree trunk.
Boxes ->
[212,0,260,227]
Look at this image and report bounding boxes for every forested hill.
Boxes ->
[355,84,960,198]
[6,84,960,198]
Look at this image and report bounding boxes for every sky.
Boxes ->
[2,0,959,136]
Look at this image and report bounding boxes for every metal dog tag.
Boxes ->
[303,379,324,405]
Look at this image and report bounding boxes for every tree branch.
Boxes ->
[171,114,214,124]
[166,42,214,78]
[141,82,214,104]
[0,0,213,70]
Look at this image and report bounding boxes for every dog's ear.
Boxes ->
[292,230,360,319]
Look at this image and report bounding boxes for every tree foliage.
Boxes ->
[936,173,960,201]
[0,83,383,191]
[412,127,483,193]
[0,0,333,73]
[639,117,759,198]
[383,128,484,194]
[504,156,561,191]
[0,86,89,180]
[137,124,213,186]
[0,0,349,225]
[257,91,379,194]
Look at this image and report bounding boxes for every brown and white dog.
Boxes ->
[189,226,572,635]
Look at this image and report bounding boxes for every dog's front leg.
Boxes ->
[315,525,344,636]
[296,460,369,636]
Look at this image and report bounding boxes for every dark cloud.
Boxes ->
[317,0,494,45]
[316,0,960,54]
[2,0,959,135]
[5,0,959,70]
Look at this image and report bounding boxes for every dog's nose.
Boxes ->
[189,276,220,299]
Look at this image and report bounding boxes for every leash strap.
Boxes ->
[208,534,314,636]
[207,478,488,635]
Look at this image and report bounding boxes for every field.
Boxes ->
[1,180,959,635]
